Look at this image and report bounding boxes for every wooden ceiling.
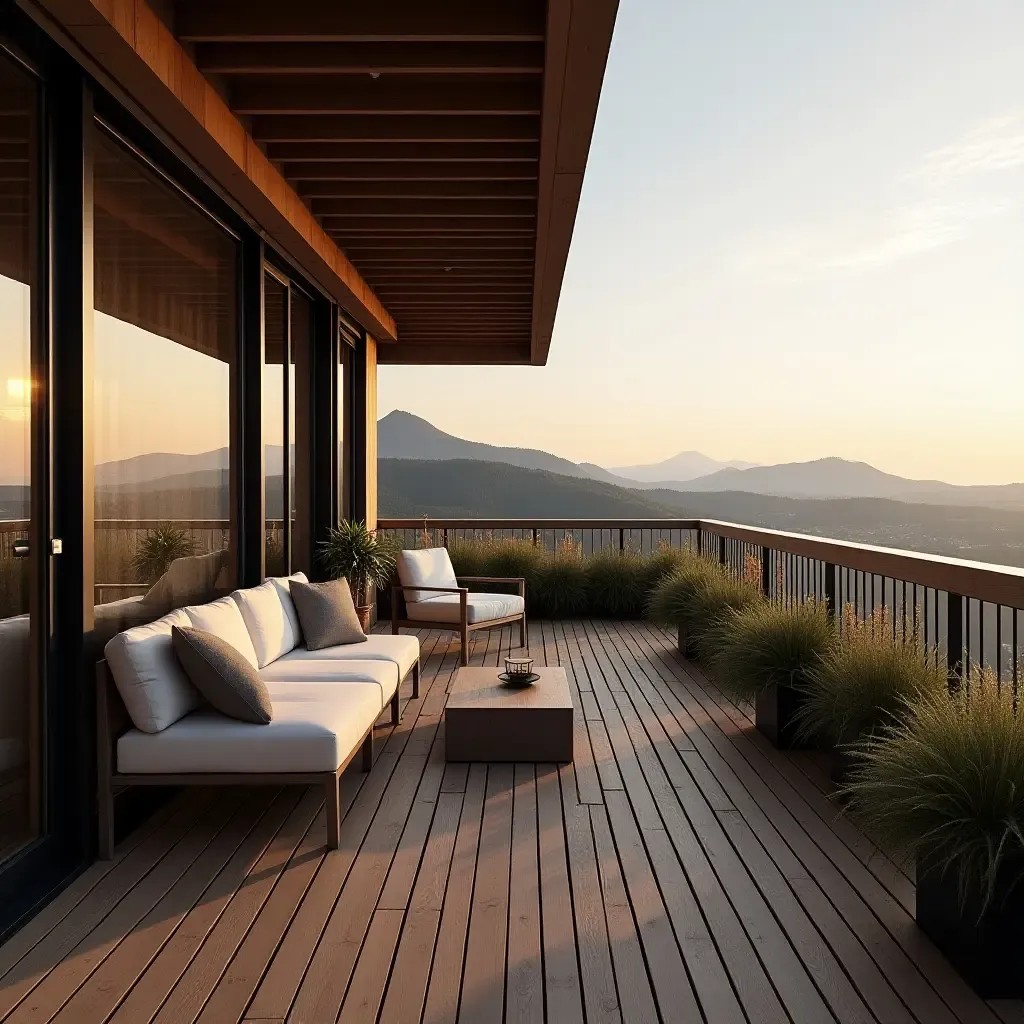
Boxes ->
[166,0,617,364]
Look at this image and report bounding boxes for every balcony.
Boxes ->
[0,518,1021,1023]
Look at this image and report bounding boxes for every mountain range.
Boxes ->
[379,410,1024,509]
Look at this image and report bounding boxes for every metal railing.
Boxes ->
[378,517,1024,688]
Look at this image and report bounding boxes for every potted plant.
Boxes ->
[318,520,397,631]
[709,598,835,748]
[796,611,945,779]
[645,553,725,657]
[844,670,1024,996]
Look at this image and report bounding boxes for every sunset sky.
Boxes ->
[379,0,1024,486]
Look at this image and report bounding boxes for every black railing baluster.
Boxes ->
[948,592,964,690]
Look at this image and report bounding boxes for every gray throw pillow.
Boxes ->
[171,626,273,724]
[290,578,367,650]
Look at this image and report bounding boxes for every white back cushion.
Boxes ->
[104,608,199,733]
[396,548,458,603]
[183,595,260,669]
[232,573,306,668]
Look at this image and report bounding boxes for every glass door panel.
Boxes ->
[263,273,287,576]
[0,52,39,862]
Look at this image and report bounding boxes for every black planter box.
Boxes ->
[830,746,858,786]
[677,625,698,660]
[755,683,809,749]
[916,859,1024,997]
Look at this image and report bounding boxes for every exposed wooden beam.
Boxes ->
[195,41,545,75]
[322,215,536,233]
[265,140,540,162]
[312,198,536,217]
[230,77,542,116]
[250,114,539,143]
[282,161,538,181]
[378,341,532,365]
[297,180,537,199]
[176,1,546,43]
[348,250,534,262]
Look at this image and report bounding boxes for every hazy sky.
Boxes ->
[379,0,1024,486]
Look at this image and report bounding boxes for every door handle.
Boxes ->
[12,540,29,559]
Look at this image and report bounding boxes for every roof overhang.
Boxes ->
[21,0,618,364]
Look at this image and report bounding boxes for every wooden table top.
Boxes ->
[447,666,572,711]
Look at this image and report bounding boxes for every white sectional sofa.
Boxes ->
[97,572,419,856]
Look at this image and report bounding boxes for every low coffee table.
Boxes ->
[445,666,573,763]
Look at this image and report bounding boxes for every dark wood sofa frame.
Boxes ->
[391,576,526,666]
[96,655,421,857]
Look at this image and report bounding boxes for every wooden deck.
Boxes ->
[1,620,1021,1024]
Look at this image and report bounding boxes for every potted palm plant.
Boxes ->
[318,520,397,631]
[845,670,1024,996]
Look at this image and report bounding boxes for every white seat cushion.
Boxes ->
[232,573,306,668]
[284,634,419,680]
[396,547,458,603]
[406,592,525,625]
[104,608,200,733]
[116,680,381,774]
[182,595,260,670]
[259,657,398,706]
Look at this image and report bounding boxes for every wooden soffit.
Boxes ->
[22,0,397,342]
[26,0,618,364]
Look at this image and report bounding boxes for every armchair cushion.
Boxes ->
[396,548,458,603]
[406,592,525,625]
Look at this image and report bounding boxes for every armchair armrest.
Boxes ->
[391,584,468,596]
[457,575,526,598]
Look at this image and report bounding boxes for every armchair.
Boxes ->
[391,548,526,666]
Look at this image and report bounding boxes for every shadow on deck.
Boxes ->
[0,620,1018,1024]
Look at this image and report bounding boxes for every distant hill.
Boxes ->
[378,410,600,480]
[378,457,1024,568]
[668,457,1024,508]
[609,451,757,483]
[379,458,678,519]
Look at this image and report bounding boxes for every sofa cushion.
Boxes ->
[104,608,200,733]
[285,634,419,680]
[116,680,381,774]
[291,577,366,650]
[406,592,525,625]
[182,595,260,670]
[259,656,398,706]
[396,548,458,603]
[232,574,306,668]
[172,627,273,725]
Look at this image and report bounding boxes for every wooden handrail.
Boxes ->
[377,517,1024,611]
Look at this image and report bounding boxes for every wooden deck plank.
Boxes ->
[107,789,299,1024]
[9,797,236,1024]
[535,763,585,1024]
[625,620,997,1024]
[4,620,1021,1024]
[505,763,543,1024]
[559,766,622,1024]
[286,754,429,1023]
[422,763,487,1024]
[460,763,513,1023]
[588,805,658,1024]
[0,790,223,1019]
[52,794,271,1024]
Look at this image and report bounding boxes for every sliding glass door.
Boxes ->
[263,269,312,578]
[0,50,39,864]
